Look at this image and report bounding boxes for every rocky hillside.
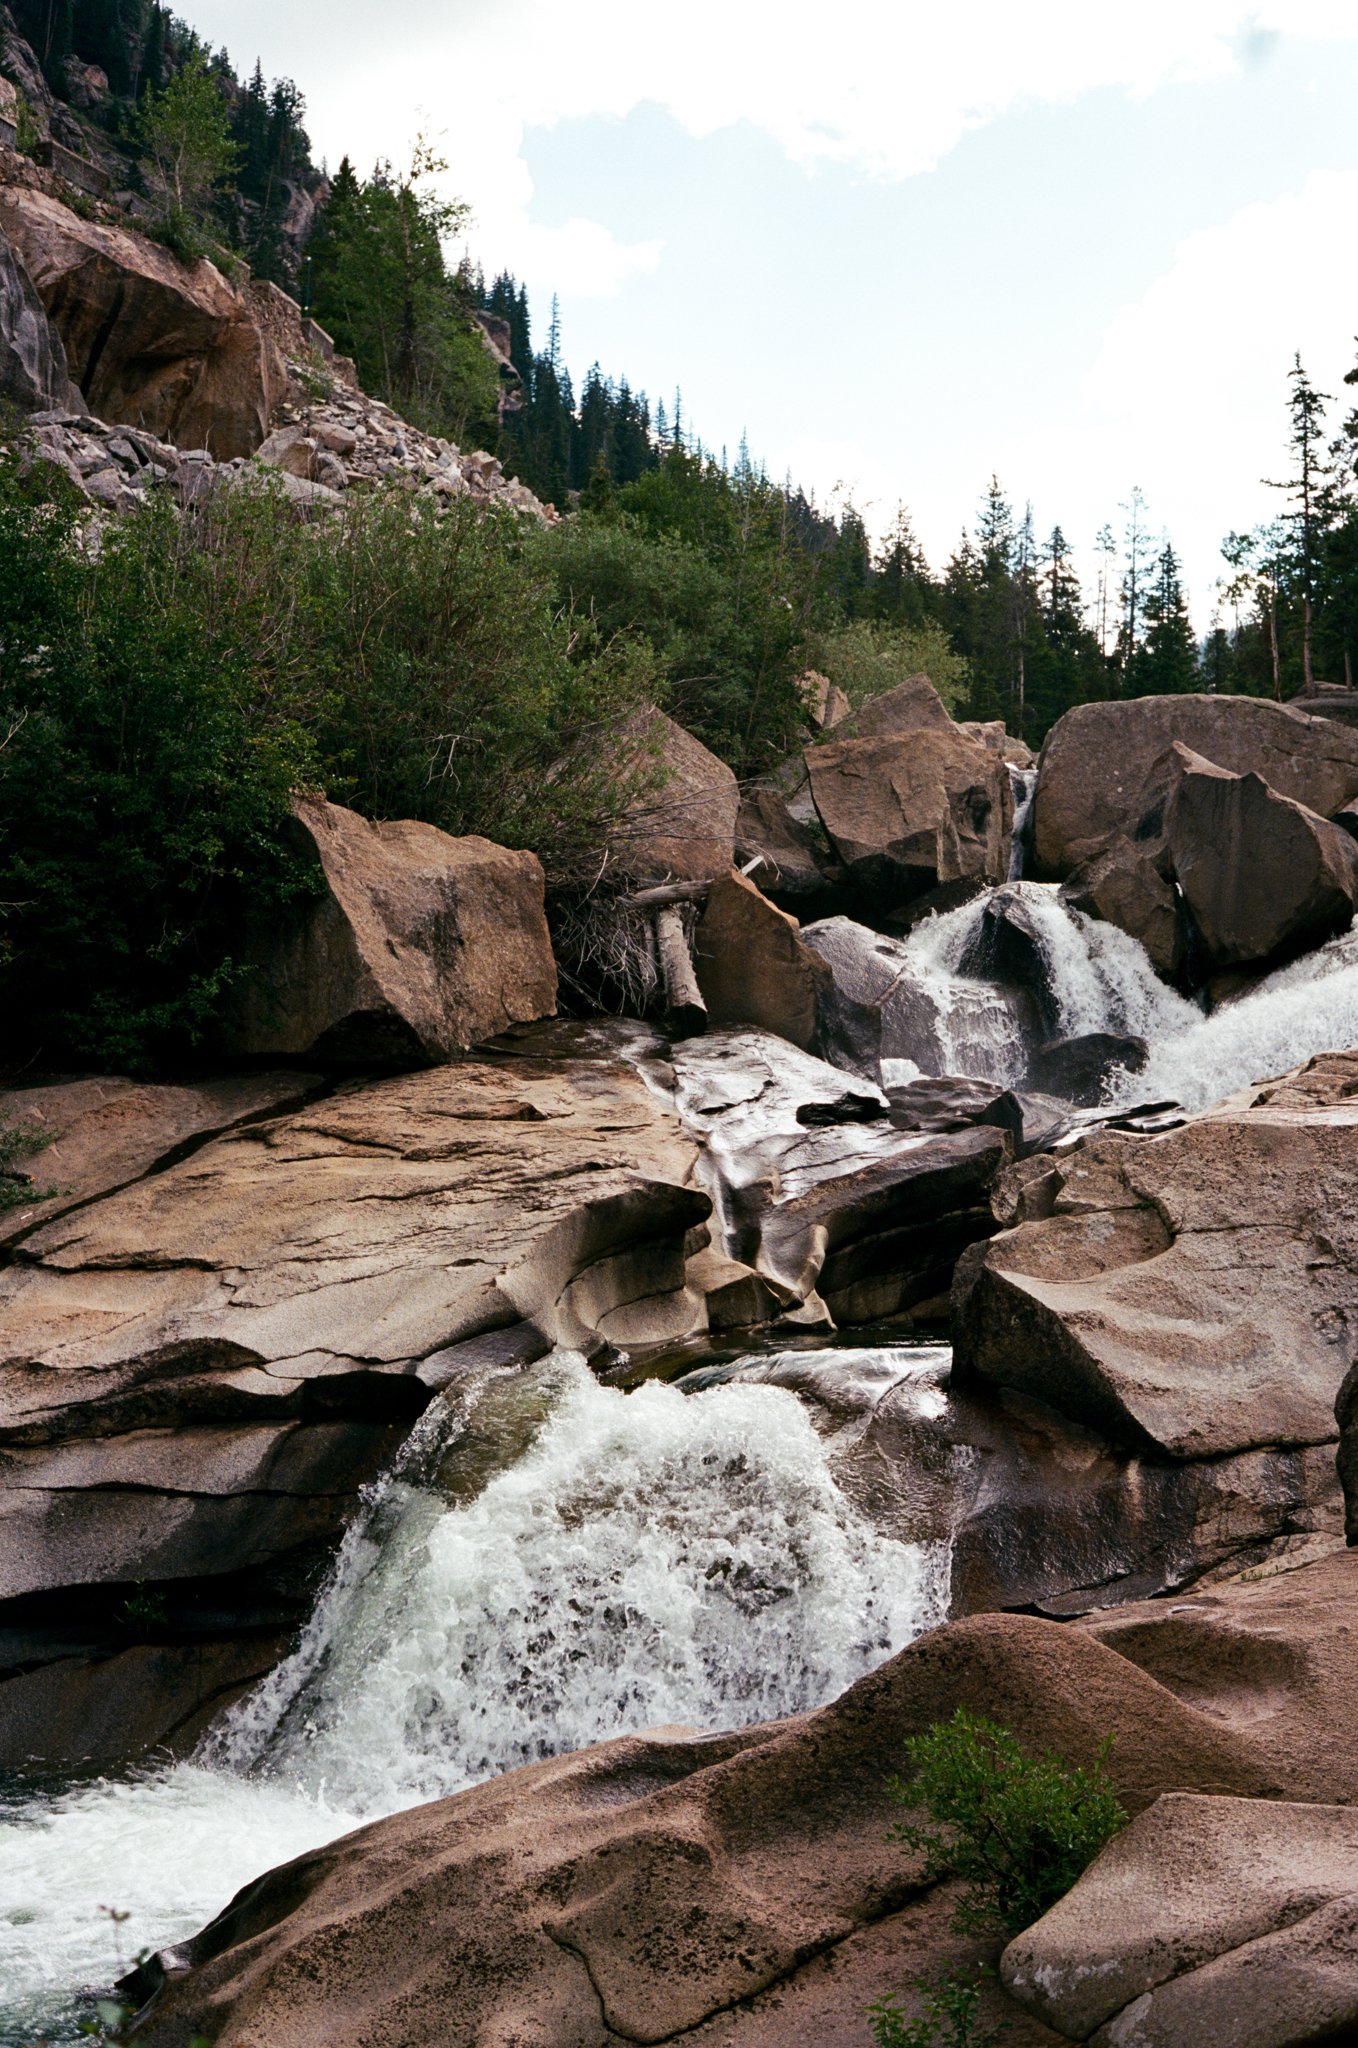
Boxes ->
[0,146,551,516]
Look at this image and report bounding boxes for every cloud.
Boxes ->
[1077,169,1358,604]
[197,0,1358,299]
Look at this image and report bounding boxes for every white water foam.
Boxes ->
[904,883,1358,1110]
[0,1353,947,2039]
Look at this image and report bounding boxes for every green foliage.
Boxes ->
[0,1116,58,1211]
[0,461,321,1073]
[13,85,41,155]
[121,1580,168,1638]
[806,619,970,716]
[868,1968,1002,2048]
[538,441,835,774]
[137,46,238,220]
[308,146,500,444]
[0,460,655,1073]
[887,1708,1127,1936]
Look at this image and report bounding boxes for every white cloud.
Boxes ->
[197,0,1358,298]
[1069,169,1358,617]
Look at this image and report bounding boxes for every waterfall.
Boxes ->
[0,1354,947,2038]
[1007,766,1037,880]
[889,883,1358,1111]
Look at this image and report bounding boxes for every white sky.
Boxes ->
[193,0,1358,629]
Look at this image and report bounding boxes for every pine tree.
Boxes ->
[1264,354,1334,690]
[1136,544,1198,694]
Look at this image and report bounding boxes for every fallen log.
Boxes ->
[654,906,707,1037]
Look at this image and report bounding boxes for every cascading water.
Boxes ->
[0,1352,949,2043]
[899,882,1358,1109]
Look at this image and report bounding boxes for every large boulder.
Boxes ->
[611,708,740,881]
[1026,1030,1149,1106]
[1002,1793,1358,2045]
[1158,742,1358,968]
[806,729,1014,910]
[692,868,833,1054]
[0,186,284,457]
[0,222,74,410]
[1032,694,1358,879]
[826,670,956,738]
[223,797,557,1065]
[734,783,829,896]
[952,1054,1358,1461]
[1059,835,1186,977]
[127,1608,1289,2048]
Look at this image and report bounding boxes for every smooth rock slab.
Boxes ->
[953,1059,1358,1458]
[0,1054,706,1591]
[1001,1792,1358,2044]
[128,1611,1281,2048]
[0,1069,324,1248]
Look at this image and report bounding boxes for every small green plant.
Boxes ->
[121,1581,169,1640]
[869,1967,1000,2048]
[0,1117,58,1211]
[14,87,41,156]
[887,1708,1127,1936]
[294,348,334,403]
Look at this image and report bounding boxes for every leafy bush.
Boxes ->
[887,1708,1127,1936]
[806,618,971,716]
[868,1968,999,2048]
[0,459,655,1073]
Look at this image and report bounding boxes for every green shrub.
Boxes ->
[805,618,971,716]
[0,1116,58,1211]
[868,1968,999,2048]
[0,460,655,1073]
[887,1708,1127,1936]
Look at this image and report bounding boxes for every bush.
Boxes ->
[0,462,656,1072]
[805,618,971,716]
[868,1968,998,2048]
[887,1708,1127,1936]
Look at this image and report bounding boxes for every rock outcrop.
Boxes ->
[806,729,1013,911]
[734,784,829,898]
[1,217,73,409]
[1031,693,1358,879]
[0,1069,323,1249]
[692,869,832,1054]
[802,915,1042,1084]
[222,798,557,1065]
[124,1555,1358,2048]
[825,670,956,738]
[0,1051,707,1618]
[0,185,283,457]
[1337,1358,1358,1545]
[952,1052,1358,1464]
[1058,835,1186,977]
[1002,1791,1358,2045]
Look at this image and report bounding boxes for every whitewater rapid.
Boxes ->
[0,1353,948,2041]
[904,884,1358,1110]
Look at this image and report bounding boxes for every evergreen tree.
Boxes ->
[1135,544,1198,693]
[1264,354,1333,690]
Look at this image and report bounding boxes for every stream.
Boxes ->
[5,877,1358,2037]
